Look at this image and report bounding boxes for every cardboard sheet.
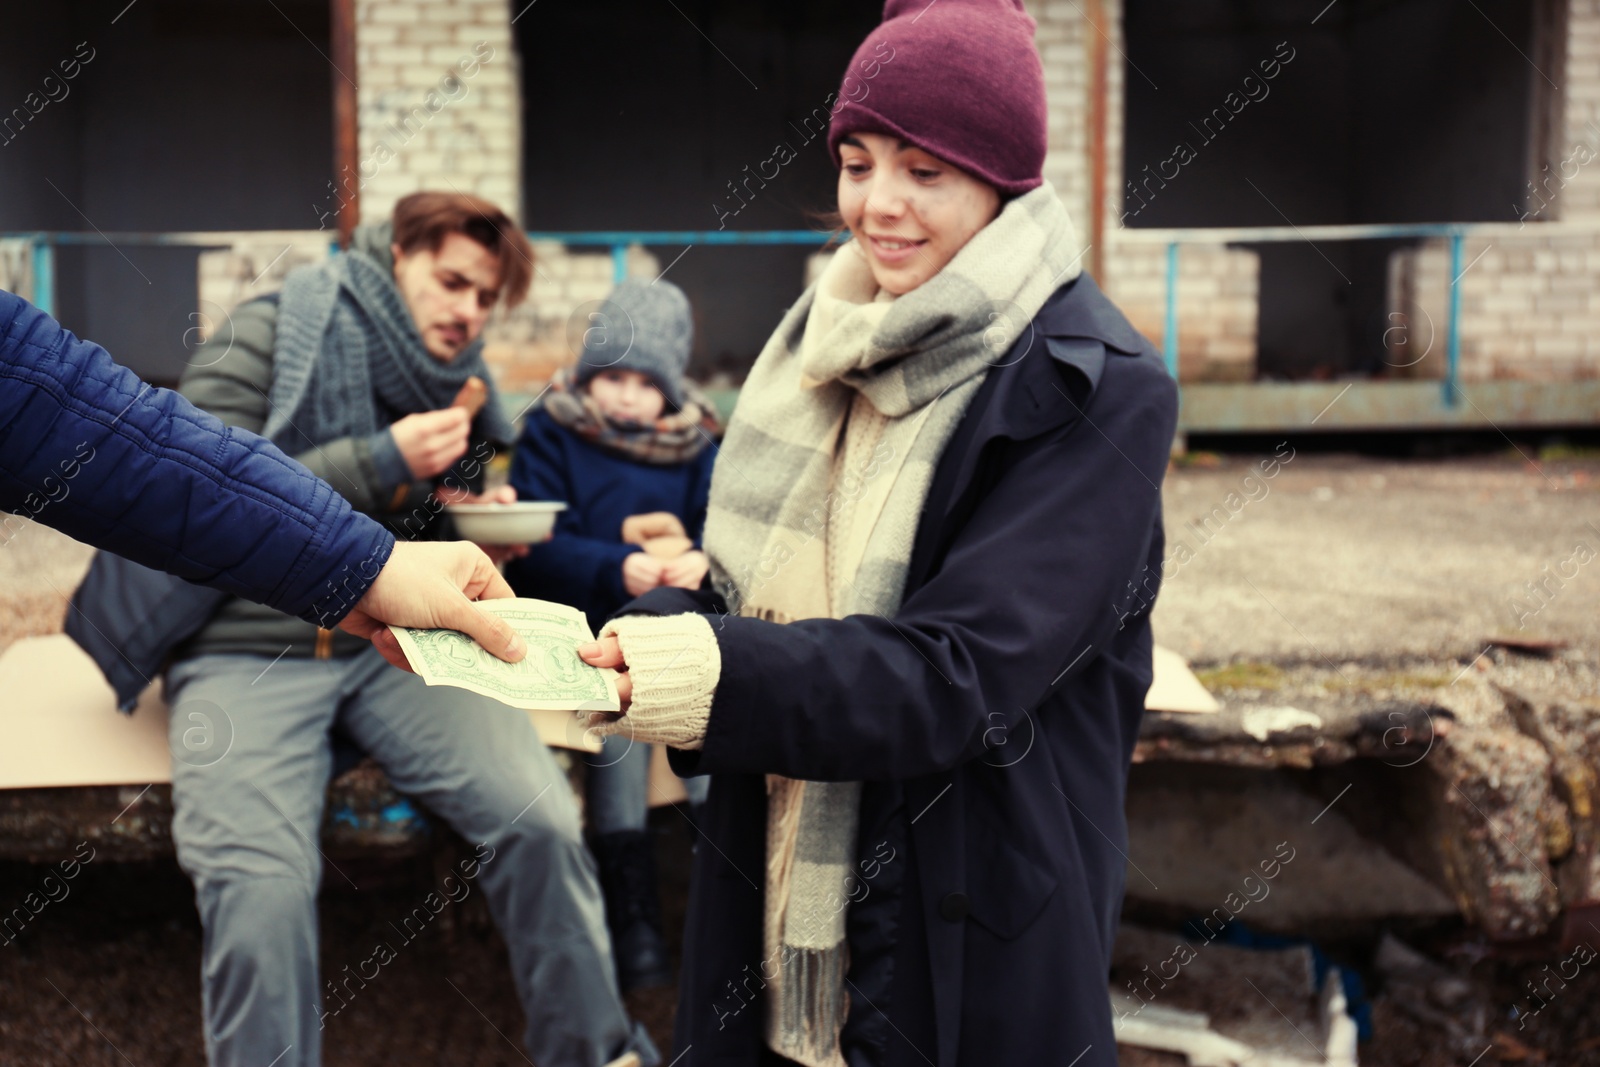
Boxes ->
[0,635,1218,795]
[0,635,602,790]
[1146,644,1221,714]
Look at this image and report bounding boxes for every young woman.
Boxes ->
[577,1,1178,1063]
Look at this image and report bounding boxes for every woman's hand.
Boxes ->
[578,635,632,714]
[622,550,665,597]
[661,549,709,589]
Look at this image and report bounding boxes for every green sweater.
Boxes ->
[176,271,478,661]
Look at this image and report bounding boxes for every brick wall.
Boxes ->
[1035,1,1092,240]
[1105,244,1260,380]
[1551,0,1600,221]
[1389,232,1600,382]
[351,0,520,224]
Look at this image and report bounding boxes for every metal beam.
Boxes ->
[1178,381,1600,433]
[330,0,359,248]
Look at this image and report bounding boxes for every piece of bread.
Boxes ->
[621,512,687,545]
[640,535,694,560]
[451,376,488,418]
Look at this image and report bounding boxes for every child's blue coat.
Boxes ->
[506,407,716,631]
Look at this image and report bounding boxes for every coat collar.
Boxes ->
[909,272,1153,593]
[969,272,1150,449]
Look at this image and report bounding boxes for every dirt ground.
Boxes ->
[0,818,696,1067]
[1151,449,1600,664]
[2,449,1598,1065]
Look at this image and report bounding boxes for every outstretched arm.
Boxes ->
[0,291,522,662]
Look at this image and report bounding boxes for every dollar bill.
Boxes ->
[387,598,620,713]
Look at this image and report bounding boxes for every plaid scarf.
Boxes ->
[264,222,515,454]
[702,183,1082,1066]
[541,365,720,464]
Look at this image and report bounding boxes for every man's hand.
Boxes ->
[622,551,666,597]
[338,541,527,671]
[391,407,472,479]
[660,549,709,590]
[578,635,632,714]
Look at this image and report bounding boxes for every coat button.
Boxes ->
[939,892,970,922]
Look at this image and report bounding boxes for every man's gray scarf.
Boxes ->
[262,224,514,456]
[701,183,1082,1066]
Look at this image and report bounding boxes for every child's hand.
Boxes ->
[641,534,694,559]
[621,512,687,545]
[661,549,709,590]
[622,551,666,597]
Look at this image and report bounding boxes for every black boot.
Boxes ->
[591,830,672,992]
[683,801,707,847]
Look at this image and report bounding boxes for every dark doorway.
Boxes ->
[1,0,334,384]
[1121,0,1540,379]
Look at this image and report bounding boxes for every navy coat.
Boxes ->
[0,291,393,627]
[621,275,1178,1067]
[506,408,715,631]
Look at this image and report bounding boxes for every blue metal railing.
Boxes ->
[12,221,1594,414]
[1112,219,1600,409]
[5,229,836,317]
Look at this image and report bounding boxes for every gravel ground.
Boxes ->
[1151,452,1599,665]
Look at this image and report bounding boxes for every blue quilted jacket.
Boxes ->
[0,290,394,629]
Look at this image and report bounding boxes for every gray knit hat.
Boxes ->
[574,279,693,409]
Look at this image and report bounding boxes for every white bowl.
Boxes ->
[445,501,567,545]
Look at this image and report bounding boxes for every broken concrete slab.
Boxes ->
[1390,724,1564,941]
[1125,764,1458,931]
[1133,654,1600,942]
[1496,683,1600,921]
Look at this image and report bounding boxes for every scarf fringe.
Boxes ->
[769,945,851,1067]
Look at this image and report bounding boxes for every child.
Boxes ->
[507,278,717,992]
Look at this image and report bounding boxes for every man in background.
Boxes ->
[86,192,654,1067]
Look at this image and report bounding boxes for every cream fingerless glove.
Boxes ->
[595,613,721,750]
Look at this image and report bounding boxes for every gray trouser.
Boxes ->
[166,649,658,1067]
[586,735,710,835]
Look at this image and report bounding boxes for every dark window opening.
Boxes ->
[1122,0,1540,380]
[1,0,333,384]
[516,1,879,380]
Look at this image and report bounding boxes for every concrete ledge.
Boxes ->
[1179,380,1600,433]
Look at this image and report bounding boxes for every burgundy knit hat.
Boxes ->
[826,0,1047,198]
